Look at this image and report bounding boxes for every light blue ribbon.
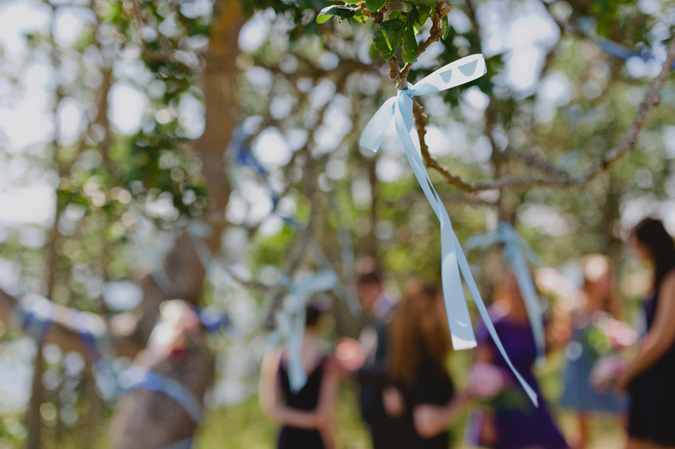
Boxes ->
[120,366,204,424]
[465,222,546,367]
[134,229,176,296]
[275,270,338,392]
[11,295,55,343]
[359,54,537,406]
[227,124,360,317]
[72,311,121,399]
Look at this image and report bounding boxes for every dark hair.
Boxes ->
[305,299,330,328]
[633,218,675,292]
[388,281,450,385]
[356,271,381,287]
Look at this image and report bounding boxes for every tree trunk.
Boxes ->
[109,1,245,446]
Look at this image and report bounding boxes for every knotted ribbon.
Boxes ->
[359,54,537,405]
[275,270,338,392]
[465,222,545,367]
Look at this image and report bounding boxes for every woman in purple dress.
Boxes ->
[617,218,675,449]
[470,271,569,449]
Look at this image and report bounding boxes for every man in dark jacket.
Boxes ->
[354,271,402,449]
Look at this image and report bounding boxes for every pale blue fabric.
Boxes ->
[359,55,537,406]
[276,270,338,392]
[120,366,204,424]
[465,222,546,367]
[12,295,55,342]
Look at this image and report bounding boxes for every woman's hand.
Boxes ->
[335,338,365,374]
[615,370,632,394]
[382,386,405,418]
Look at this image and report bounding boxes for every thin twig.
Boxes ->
[263,154,320,330]
[416,36,675,192]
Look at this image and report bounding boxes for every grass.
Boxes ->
[2,350,625,448]
[195,381,626,449]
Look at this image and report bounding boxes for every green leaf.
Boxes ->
[407,0,438,8]
[402,24,418,63]
[401,6,420,63]
[373,17,406,59]
[365,0,386,12]
[441,14,449,39]
[316,4,359,24]
[414,9,431,33]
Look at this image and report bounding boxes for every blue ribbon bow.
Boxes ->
[465,222,546,367]
[359,54,537,406]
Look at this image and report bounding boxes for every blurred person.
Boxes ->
[468,270,569,449]
[260,302,341,449]
[558,254,628,449]
[335,270,400,449]
[617,218,675,449]
[386,280,472,448]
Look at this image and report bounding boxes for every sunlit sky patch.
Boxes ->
[0,0,673,234]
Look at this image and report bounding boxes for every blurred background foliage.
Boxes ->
[0,0,673,447]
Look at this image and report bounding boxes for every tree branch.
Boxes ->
[416,36,675,192]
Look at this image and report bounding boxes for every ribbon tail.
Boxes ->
[359,96,397,152]
[394,104,477,350]
[509,247,546,367]
[455,233,539,407]
[287,308,307,393]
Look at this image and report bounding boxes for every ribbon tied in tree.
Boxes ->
[359,54,537,405]
[465,222,546,367]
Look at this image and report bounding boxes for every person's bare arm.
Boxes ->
[316,358,341,449]
[259,348,320,429]
[413,394,472,439]
[618,273,675,390]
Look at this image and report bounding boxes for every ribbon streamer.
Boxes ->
[120,366,204,424]
[11,295,55,343]
[359,54,537,406]
[465,222,546,367]
[72,311,121,398]
[120,366,203,449]
[275,270,338,392]
[228,126,360,316]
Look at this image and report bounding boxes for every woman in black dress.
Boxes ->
[617,218,675,449]
[260,303,340,449]
[386,281,472,449]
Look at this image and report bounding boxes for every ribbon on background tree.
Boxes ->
[11,294,55,343]
[359,54,537,405]
[464,222,546,367]
[120,366,204,449]
[274,270,338,392]
[574,18,674,70]
[229,126,361,316]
